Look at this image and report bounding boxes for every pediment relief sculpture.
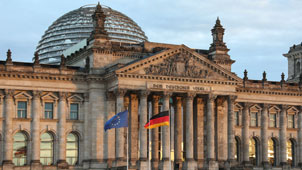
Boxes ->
[144,52,209,78]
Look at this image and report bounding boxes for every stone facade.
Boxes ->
[0,3,302,170]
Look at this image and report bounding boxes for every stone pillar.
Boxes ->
[298,107,302,167]
[152,95,160,170]
[57,92,68,168]
[195,97,205,169]
[174,96,182,169]
[261,104,269,167]
[227,96,237,164]
[129,94,139,167]
[183,93,197,169]
[2,89,14,168]
[206,94,217,163]
[31,91,42,169]
[160,92,171,170]
[139,90,149,169]
[114,89,127,166]
[280,105,287,166]
[242,102,250,165]
[105,92,115,168]
[83,93,91,168]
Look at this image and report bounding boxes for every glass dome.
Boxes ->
[36,4,148,64]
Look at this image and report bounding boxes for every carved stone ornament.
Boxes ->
[144,52,208,78]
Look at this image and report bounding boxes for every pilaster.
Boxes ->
[261,104,269,168]
[298,106,302,167]
[129,93,139,168]
[57,92,68,169]
[31,91,42,169]
[2,89,14,167]
[280,105,288,166]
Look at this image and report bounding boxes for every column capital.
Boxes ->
[58,92,68,101]
[208,93,217,102]
[32,91,42,99]
[114,89,127,97]
[186,92,196,100]
[162,91,172,98]
[139,90,150,98]
[243,102,252,108]
[281,104,289,111]
[261,103,269,110]
[228,95,237,103]
[4,89,14,98]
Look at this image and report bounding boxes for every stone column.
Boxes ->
[298,107,302,167]
[139,90,149,169]
[105,92,115,167]
[160,92,171,170]
[57,92,68,168]
[261,104,269,167]
[280,105,287,166]
[206,94,217,162]
[129,94,139,167]
[31,91,42,168]
[152,95,160,170]
[183,92,197,169]
[2,89,14,168]
[114,89,127,166]
[83,93,91,168]
[195,97,205,169]
[227,96,237,164]
[242,102,250,165]
[174,96,182,169]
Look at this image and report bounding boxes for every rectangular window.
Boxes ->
[17,101,27,118]
[234,111,240,126]
[250,112,257,127]
[44,103,53,119]
[269,113,277,128]
[70,103,79,120]
[288,114,294,128]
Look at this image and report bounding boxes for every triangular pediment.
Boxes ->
[116,45,241,81]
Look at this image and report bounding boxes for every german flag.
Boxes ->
[144,111,169,129]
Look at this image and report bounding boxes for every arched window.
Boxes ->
[235,136,241,162]
[40,132,54,165]
[287,139,295,166]
[268,138,277,166]
[66,133,79,165]
[13,132,28,166]
[249,138,258,165]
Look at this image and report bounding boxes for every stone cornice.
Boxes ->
[236,88,302,96]
[116,73,238,86]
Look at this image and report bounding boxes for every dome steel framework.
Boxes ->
[36,5,148,64]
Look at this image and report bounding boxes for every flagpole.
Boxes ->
[127,126,129,170]
[149,105,151,170]
[169,109,171,170]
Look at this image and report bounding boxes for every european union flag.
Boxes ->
[104,110,128,131]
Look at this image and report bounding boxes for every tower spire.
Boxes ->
[90,2,108,40]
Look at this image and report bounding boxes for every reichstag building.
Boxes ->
[0,3,302,170]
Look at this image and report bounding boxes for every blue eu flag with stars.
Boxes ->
[104,110,128,131]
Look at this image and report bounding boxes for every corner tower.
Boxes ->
[283,43,302,82]
[209,18,234,71]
